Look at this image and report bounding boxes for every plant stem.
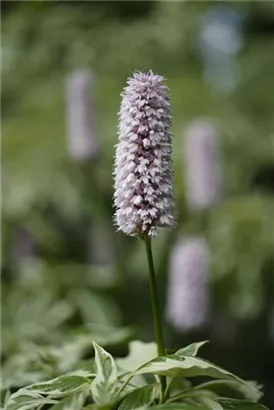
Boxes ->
[144,236,166,397]
[144,237,165,356]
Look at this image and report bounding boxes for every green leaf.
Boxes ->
[218,399,268,410]
[134,355,259,399]
[4,390,48,410]
[5,378,89,410]
[91,342,119,407]
[49,392,87,409]
[25,375,90,396]
[199,398,224,410]
[175,341,208,357]
[193,380,262,402]
[119,385,158,410]
[1,389,11,407]
[148,404,204,410]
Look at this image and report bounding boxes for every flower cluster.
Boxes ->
[113,72,175,237]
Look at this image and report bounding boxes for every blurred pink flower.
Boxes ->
[183,120,222,210]
[66,69,98,161]
[166,236,210,331]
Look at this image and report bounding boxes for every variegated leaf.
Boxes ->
[49,392,87,409]
[25,375,90,396]
[175,341,208,357]
[218,399,268,410]
[193,380,262,402]
[199,398,224,410]
[90,342,119,407]
[119,384,158,410]
[5,390,48,410]
[134,355,259,399]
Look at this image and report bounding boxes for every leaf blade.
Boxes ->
[175,342,208,357]
[148,404,204,410]
[119,385,158,410]
[5,390,48,410]
[193,380,263,402]
[218,399,268,410]
[49,392,87,409]
[91,342,119,407]
[26,375,90,396]
[134,355,259,400]
[199,398,224,410]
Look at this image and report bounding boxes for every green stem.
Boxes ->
[144,236,166,398]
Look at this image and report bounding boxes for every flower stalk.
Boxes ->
[144,236,165,358]
[144,236,166,398]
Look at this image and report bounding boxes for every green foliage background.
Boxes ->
[1,1,274,408]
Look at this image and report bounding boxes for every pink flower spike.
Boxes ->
[113,71,175,237]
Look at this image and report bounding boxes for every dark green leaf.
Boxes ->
[119,385,158,410]
[148,404,204,410]
[49,392,87,409]
[1,389,11,407]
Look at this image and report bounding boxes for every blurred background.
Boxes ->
[1,1,274,407]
